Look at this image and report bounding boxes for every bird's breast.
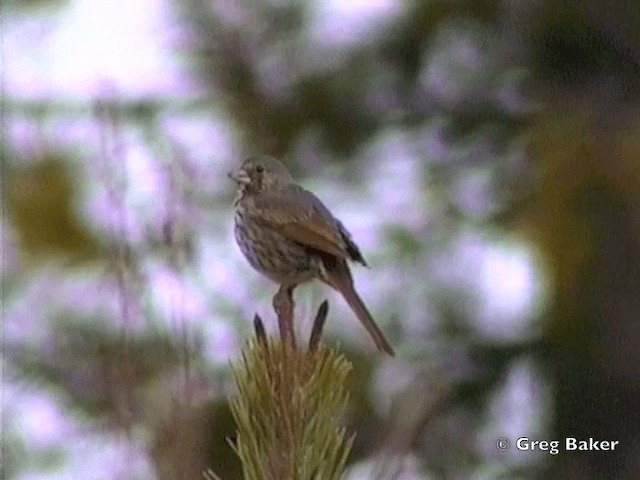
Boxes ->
[233,206,322,284]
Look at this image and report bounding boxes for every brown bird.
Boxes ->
[230,155,394,355]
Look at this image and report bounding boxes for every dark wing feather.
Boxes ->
[336,220,368,266]
[252,185,365,263]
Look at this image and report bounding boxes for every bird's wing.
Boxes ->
[252,186,351,260]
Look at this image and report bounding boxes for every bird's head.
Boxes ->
[229,155,294,194]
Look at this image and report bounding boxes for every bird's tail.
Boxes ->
[323,261,395,356]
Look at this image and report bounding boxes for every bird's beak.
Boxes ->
[228,168,251,185]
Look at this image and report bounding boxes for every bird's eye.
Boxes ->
[256,165,264,173]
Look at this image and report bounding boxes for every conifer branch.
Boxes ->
[228,301,354,480]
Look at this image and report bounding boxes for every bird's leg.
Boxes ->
[273,284,296,349]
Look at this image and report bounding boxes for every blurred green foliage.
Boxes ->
[7,158,101,263]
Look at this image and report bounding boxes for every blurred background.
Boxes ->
[3,0,640,478]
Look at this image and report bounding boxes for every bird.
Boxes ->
[229,155,394,355]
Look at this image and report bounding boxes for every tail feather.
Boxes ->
[340,285,395,356]
[322,260,395,356]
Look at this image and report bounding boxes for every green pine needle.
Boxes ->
[228,339,354,480]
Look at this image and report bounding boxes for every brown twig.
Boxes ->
[253,314,268,346]
[253,298,330,352]
[309,300,329,351]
